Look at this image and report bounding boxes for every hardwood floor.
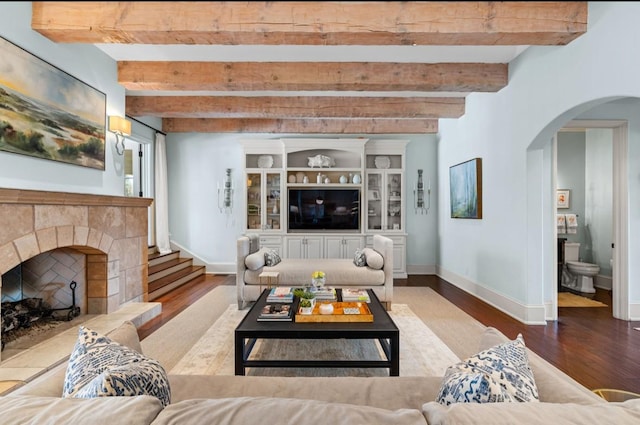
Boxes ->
[139,273,640,395]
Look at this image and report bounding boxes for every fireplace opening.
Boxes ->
[1,281,81,350]
[1,248,88,357]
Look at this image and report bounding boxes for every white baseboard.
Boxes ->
[629,303,640,321]
[169,240,235,274]
[594,274,612,291]
[436,266,547,325]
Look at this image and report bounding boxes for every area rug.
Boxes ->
[558,292,607,307]
[169,303,460,377]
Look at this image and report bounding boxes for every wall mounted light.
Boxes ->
[218,168,234,213]
[108,115,131,156]
[414,169,430,214]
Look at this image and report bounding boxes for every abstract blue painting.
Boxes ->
[449,158,482,219]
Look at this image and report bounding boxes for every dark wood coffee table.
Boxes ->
[234,288,399,376]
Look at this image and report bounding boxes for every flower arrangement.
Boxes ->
[311,270,326,288]
[312,271,325,279]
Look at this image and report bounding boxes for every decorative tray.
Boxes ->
[295,302,373,323]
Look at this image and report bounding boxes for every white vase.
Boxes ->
[339,175,347,184]
[319,303,334,315]
[352,174,361,184]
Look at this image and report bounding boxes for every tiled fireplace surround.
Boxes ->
[0,188,154,351]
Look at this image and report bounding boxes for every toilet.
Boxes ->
[562,242,599,293]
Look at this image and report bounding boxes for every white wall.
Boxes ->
[405,135,438,273]
[437,2,640,322]
[165,133,245,272]
[0,2,126,196]
[165,133,438,273]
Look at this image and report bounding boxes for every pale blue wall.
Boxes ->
[0,2,126,196]
[437,2,640,321]
[165,133,438,271]
[585,129,613,277]
[557,130,613,276]
[557,132,586,246]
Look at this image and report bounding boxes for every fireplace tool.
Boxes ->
[50,281,81,321]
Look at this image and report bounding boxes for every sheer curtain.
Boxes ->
[154,132,171,254]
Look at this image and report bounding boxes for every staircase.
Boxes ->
[147,247,206,300]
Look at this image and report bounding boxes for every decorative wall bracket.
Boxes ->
[414,169,430,214]
[218,168,234,213]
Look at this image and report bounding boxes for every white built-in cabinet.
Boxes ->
[285,235,323,259]
[242,142,284,233]
[324,236,365,259]
[239,138,408,277]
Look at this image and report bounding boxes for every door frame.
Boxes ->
[554,119,629,320]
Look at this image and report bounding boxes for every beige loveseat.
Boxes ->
[5,322,640,424]
[236,234,393,309]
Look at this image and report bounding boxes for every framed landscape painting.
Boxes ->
[449,157,482,219]
[0,36,106,170]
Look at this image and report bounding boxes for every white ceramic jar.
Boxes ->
[319,303,334,315]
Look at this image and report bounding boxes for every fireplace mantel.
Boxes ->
[0,188,152,208]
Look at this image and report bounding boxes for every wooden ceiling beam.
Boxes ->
[118,62,507,92]
[126,96,465,119]
[32,2,587,46]
[162,118,438,134]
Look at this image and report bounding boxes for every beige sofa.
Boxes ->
[236,234,394,309]
[5,322,640,424]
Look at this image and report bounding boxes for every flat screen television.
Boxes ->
[288,188,360,232]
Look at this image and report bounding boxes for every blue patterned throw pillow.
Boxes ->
[63,326,171,406]
[437,334,538,405]
[264,248,281,266]
[353,249,366,267]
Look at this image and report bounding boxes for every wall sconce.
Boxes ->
[218,168,233,213]
[414,169,430,214]
[108,115,131,156]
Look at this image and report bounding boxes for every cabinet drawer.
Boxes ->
[366,235,405,246]
[259,236,282,244]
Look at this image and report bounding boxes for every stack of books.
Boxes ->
[341,288,371,303]
[257,303,293,321]
[313,287,337,301]
[266,287,294,303]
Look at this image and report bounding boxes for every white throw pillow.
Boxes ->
[363,247,384,269]
[63,326,171,407]
[437,334,538,405]
[245,248,267,270]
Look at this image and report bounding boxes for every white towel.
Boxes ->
[566,214,578,234]
[557,214,566,234]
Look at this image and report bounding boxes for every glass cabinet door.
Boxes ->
[366,172,383,230]
[246,173,262,230]
[265,172,281,231]
[387,172,402,231]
